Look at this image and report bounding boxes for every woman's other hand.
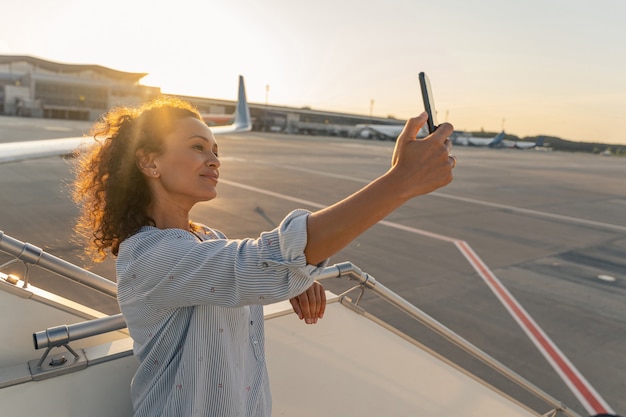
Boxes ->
[289,281,326,324]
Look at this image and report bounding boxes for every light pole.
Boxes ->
[264,84,270,131]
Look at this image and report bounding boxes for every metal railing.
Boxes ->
[33,314,127,351]
[0,230,117,297]
[316,262,580,417]
[0,231,580,416]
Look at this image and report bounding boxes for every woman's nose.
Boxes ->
[207,153,220,167]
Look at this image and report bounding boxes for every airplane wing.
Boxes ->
[0,137,90,164]
[0,75,251,164]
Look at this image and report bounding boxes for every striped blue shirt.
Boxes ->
[116,210,325,417]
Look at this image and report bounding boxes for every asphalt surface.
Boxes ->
[1,116,624,416]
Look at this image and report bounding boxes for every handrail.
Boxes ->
[316,261,580,417]
[0,230,117,297]
[31,314,127,370]
[33,313,127,350]
[1,229,578,416]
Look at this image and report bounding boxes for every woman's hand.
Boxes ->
[289,281,326,324]
[389,113,454,199]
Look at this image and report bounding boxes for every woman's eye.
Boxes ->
[192,144,204,151]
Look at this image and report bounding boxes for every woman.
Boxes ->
[72,96,454,417]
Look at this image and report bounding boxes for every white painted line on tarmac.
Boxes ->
[244,161,626,233]
[220,179,326,209]
[431,192,626,233]
[597,274,617,282]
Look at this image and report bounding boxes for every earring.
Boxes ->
[152,171,158,175]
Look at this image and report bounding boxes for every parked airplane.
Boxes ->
[509,136,546,149]
[355,123,429,140]
[453,131,507,147]
[453,132,546,149]
[0,75,251,164]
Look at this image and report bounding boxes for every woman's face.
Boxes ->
[151,117,221,207]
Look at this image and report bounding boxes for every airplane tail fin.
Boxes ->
[535,136,545,147]
[488,131,506,148]
[207,75,252,135]
[235,75,252,131]
[233,75,252,132]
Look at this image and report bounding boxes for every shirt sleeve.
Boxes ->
[116,209,328,311]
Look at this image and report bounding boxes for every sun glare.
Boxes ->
[1,0,624,144]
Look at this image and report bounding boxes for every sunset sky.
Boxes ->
[1,0,625,144]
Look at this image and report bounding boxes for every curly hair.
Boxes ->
[72,96,202,262]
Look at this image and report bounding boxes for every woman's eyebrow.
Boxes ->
[187,135,211,142]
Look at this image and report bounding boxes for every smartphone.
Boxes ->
[419,72,438,133]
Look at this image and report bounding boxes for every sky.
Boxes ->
[1,0,625,144]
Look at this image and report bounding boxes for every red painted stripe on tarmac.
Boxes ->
[455,240,613,415]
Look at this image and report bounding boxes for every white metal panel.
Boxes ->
[0,343,136,417]
[265,299,540,417]
[1,288,542,417]
[0,278,126,367]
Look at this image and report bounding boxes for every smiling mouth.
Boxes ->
[201,174,219,182]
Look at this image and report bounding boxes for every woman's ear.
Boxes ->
[136,150,159,178]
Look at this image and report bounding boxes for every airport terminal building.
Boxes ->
[0,55,404,138]
[0,55,160,121]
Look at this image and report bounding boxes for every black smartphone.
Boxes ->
[419,72,438,133]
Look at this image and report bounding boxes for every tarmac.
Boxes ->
[0,116,624,416]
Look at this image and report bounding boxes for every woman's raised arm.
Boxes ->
[304,113,454,265]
